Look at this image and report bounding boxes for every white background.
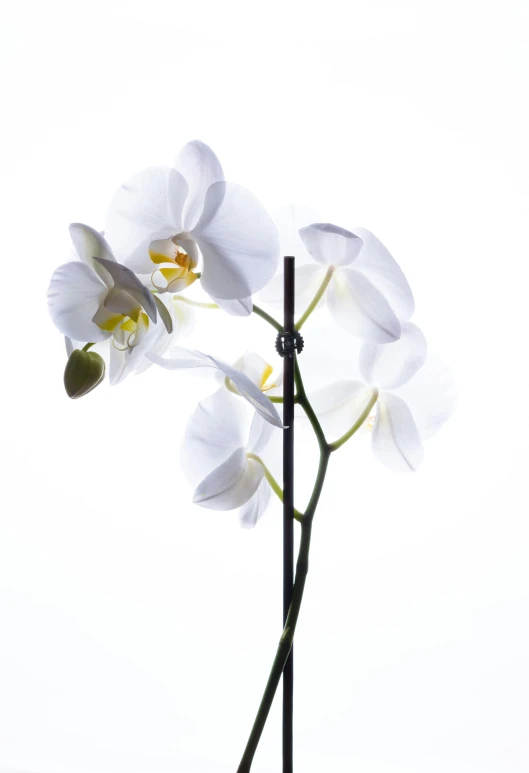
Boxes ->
[1,1,529,771]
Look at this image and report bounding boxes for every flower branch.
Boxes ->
[246,453,303,522]
[295,266,334,330]
[329,388,379,452]
[46,139,456,773]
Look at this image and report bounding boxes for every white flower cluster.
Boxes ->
[48,141,455,526]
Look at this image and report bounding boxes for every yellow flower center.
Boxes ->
[148,237,198,293]
[112,311,150,351]
[174,248,190,269]
[260,363,278,391]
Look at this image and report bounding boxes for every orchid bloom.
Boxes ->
[43,124,458,773]
[261,207,414,343]
[147,347,283,428]
[48,224,159,342]
[108,294,190,385]
[63,294,192,387]
[226,352,282,397]
[47,224,181,385]
[181,387,273,527]
[308,324,456,471]
[104,141,279,312]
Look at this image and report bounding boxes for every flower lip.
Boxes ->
[147,235,200,294]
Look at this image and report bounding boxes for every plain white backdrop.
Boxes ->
[1,1,529,771]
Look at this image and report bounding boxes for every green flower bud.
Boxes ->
[64,348,105,399]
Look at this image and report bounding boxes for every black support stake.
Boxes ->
[282,256,295,773]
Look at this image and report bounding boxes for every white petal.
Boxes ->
[93,257,157,323]
[247,411,275,454]
[193,451,264,511]
[109,315,153,386]
[212,295,253,316]
[327,268,401,343]
[258,263,327,313]
[102,288,141,319]
[353,228,414,323]
[104,166,188,272]
[302,380,376,439]
[153,294,173,333]
[69,223,116,283]
[359,323,427,389]
[148,348,284,428]
[133,301,179,377]
[239,479,272,528]
[171,298,196,340]
[109,339,129,386]
[182,387,247,486]
[371,393,424,472]
[174,140,224,231]
[148,346,210,369]
[48,262,110,342]
[232,352,273,390]
[272,204,322,265]
[193,182,279,300]
[207,354,283,428]
[395,354,457,440]
[299,223,363,267]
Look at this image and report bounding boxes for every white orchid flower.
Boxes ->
[182,387,274,527]
[261,206,414,343]
[47,224,183,384]
[309,324,456,471]
[104,140,279,307]
[47,223,164,341]
[63,295,193,388]
[147,347,283,428]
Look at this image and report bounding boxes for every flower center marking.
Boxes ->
[148,237,198,293]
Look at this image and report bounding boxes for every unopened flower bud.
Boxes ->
[64,348,105,399]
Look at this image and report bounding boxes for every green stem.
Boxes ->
[294,359,328,454]
[329,388,379,452]
[246,453,303,522]
[82,343,95,352]
[268,394,300,404]
[236,447,330,773]
[295,266,334,330]
[237,301,337,773]
[173,295,218,309]
[252,304,283,333]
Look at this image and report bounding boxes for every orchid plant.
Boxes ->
[47,141,456,771]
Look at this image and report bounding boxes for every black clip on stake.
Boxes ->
[275,329,304,359]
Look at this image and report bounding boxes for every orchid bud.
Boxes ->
[64,348,105,399]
